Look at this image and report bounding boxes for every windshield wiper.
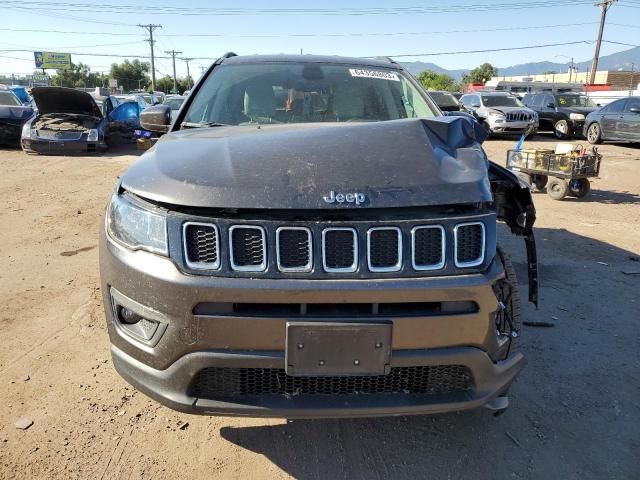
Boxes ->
[180,121,229,128]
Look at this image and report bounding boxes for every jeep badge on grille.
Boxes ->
[323,191,366,206]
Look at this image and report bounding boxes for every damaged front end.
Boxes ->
[489,162,538,307]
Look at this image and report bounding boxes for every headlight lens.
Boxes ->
[106,193,168,255]
[569,113,585,120]
[87,129,99,142]
[21,123,32,138]
[488,111,505,118]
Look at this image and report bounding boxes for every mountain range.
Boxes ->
[400,46,640,79]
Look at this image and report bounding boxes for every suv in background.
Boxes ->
[459,92,538,137]
[523,92,597,139]
[426,91,461,112]
[100,53,538,418]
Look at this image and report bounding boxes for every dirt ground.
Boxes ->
[0,135,638,480]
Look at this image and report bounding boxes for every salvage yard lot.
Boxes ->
[0,138,638,479]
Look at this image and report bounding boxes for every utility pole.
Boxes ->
[631,62,636,95]
[181,58,193,89]
[164,50,182,92]
[138,24,162,91]
[589,0,616,85]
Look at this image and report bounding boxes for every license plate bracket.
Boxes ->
[285,322,392,376]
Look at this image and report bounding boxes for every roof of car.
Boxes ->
[477,91,515,96]
[221,54,401,69]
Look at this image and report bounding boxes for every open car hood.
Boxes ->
[121,116,493,210]
[31,87,102,118]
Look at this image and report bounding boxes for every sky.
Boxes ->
[1,0,640,81]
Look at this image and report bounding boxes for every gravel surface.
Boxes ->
[0,136,638,479]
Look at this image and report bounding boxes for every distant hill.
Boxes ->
[401,46,640,79]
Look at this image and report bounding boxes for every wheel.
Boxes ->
[587,123,602,144]
[494,246,522,357]
[547,177,569,200]
[570,178,591,198]
[531,174,548,192]
[554,119,569,139]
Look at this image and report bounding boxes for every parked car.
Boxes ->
[9,85,32,105]
[583,96,640,144]
[459,92,538,137]
[523,92,597,139]
[162,95,186,121]
[0,89,34,146]
[100,53,539,418]
[91,94,120,118]
[21,87,140,154]
[426,91,461,112]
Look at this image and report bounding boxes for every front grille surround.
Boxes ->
[276,226,313,272]
[182,222,220,270]
[367,227,402,272]
[322,227,358,273]
[175,212,495,279]
[505,111,532,122]
[229,225,267,272]
[411,225,446,271]
[454,222,486,268]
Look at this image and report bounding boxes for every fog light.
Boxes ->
[118,306,142,324]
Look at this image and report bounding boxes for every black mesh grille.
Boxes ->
[456,224,483,264]
[413,227,443,267]
[278,229,311,270]
[231,227,265,268]
[184,224,218,266]
[324,229,356,270]
[190,365,473,398]
[369,229,400,269]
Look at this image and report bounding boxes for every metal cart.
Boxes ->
[506,147,602,200]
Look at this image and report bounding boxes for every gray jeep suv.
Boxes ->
[100,54,538,418]
[460,91,538,137]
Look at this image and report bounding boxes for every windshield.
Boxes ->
[482,95,523,107]
[0,91,22,106]
[183,62,438,126]
[556,95,595,108]
[164,97,185,110]
[428,91,459,108]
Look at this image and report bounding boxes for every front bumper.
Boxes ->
[489,119,538,135]
[21,135,104,154]
[100,230,525,418]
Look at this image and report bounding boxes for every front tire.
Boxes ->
[494,247,522,357]
[587,123,602,144]
[531,174,548,192]
[554,119,569,139]
[547,177,569,200]
[570,178,591,198]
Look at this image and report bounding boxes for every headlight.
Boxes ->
[106,193,168,255]
[21,123,32,138]
[488,111,505,118]
[87,129,99,142]
[569,113,585,120]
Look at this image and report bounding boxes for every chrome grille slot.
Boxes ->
[506,112,531,122]
[229,226,266,272]
[322,228,358,273]
[412,226,445,270]
[276,227,312,272]
[454,222,485,267]
[367,227,402,272]
[183,222,220,269]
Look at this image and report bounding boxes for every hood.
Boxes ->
[0,105,33,124]
[557,106,596,115]
[121,117,493,210]
[31,87,102,118]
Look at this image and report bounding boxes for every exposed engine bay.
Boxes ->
[34,114,98,133]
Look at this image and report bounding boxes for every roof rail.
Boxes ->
[213,52,238,67]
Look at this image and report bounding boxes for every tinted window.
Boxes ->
[624,97,640,113]
[556,95,595,107]
[428,91,459,108]
[184,63,438,126]
[0,91,21,106]
[522,94,533,106]
[602,99,627,114]
[543,95,556,107]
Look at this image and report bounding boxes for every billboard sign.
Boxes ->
[29,74,50,87]
[34,51,72,70]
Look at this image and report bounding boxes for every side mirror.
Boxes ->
[629,107,640,114]
[546,103,556,109]
[140,105,171,133]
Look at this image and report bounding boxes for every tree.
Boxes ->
[416,70,459,92]
[109,59,150,92]
[51,62,105,88]
[461,63,498,85]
